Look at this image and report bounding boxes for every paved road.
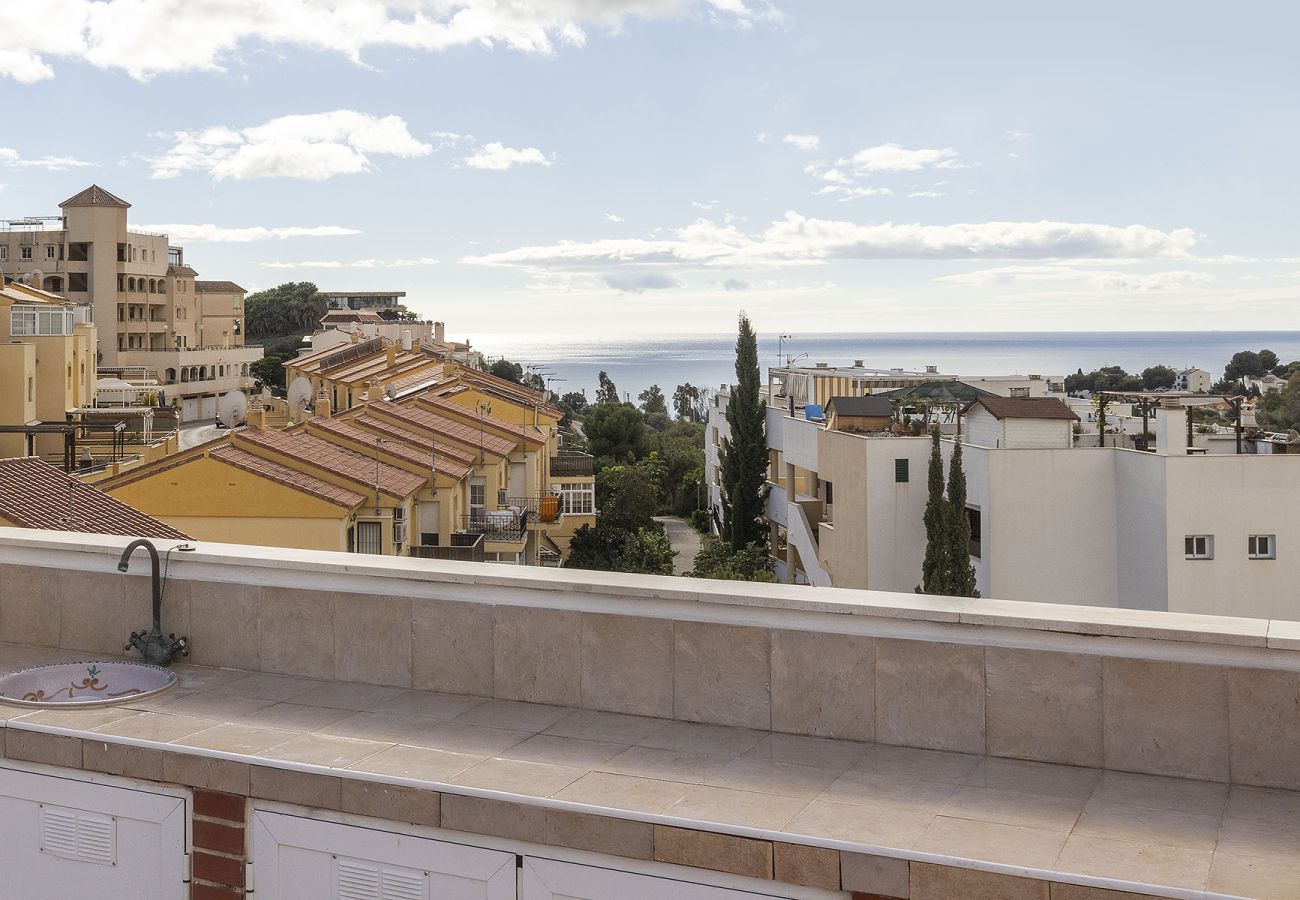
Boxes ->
[179,421,220,450]
[655,516,703,575]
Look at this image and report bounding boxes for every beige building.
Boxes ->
[0,185,260,422]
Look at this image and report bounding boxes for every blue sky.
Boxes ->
[1,1,1298,338]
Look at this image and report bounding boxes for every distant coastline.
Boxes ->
[476,331,1300,400]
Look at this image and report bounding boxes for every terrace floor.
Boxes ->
[2,642,1297,899]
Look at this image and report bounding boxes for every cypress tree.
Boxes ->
[945,436,980,597]
[720,313,768,551]
[917,426,949,594]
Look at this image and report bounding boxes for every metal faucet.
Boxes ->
[119,538,189,667]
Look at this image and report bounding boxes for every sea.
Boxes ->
[475,332,1300,401]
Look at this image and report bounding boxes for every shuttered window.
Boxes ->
[895,458,909,483]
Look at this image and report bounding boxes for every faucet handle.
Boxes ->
[169,634,190,658]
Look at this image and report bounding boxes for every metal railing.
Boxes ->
[504,495,563,524]
[461,512,526,543]
[410,534,485,562]
[550,453,594,477]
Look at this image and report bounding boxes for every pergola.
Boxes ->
[1094,391,1249,454]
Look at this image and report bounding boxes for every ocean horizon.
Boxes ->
[474,331,1300,401]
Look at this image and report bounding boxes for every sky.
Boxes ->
[1,1,1299,338]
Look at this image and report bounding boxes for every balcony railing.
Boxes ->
[550,453,594,478]
[504,495,563,524]
[461,512,526,544]
[410,533,485,562]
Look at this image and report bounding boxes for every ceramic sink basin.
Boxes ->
[0,661,178,708]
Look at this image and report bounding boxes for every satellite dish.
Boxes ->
[287,377,313,412]
[218,391,248,428]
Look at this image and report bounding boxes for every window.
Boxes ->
[1248,534,1276,560]
[967,506,982,558]
[45,245,54,260]
[393,507,407,550]
[0,246,7,260]
[10,306,73,336]
[20,246,32,260]
[469,480,486,513]
[1184,535,1214,560]
[560,482,595,515]
[1009,387,1031,398]
[895,458,909,483]
[355,521,382,555]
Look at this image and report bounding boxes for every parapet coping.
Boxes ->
[2,528,1297,663]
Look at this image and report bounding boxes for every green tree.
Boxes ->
[583,403,648,461]
[1141,365,1177,391]
[488,359,524,384]
[638,384,670,430]
[945,437,979,598]
[244,282,326,340]
[555,391,589,425]
[566,523,674,575]
[1225,351,1267,383]
[1257,378,1300,431]
[688,537,775,582]
[596,460,661,531]
[1259,350,1280,372]
[719,313,768,551]
[917,426,950,594]
[596,370,620,405]
[673,383,704,422]
[649,422,706,515]
[250,353,291,390]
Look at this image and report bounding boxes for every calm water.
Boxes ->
[475,332,1300,401]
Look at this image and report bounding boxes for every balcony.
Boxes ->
[409,533,485,562]
[461,511,526,544]
[504,495,563,524]
[550,453,595,478]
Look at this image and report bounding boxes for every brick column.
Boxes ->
[192,789,247,899]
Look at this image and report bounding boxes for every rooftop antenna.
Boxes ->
[477,400,492,464]
[778,333,792,367]
[59,477,83,529]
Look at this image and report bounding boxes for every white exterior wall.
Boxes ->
[864,438,930,592]
[773,409,821,472]
[964,407,1002,448]
[1003,417,1074,449]
[1114,450,1169,610]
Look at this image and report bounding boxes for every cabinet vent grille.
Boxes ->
[336,857,426,900]
[40,806,116,866]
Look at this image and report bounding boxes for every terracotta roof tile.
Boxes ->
[371,401,516,457]
[306,417,472,480]
[208,446,366,507]
[416,395,546,446]
[233,427,426,498]
[350,413,477,465]
[964,396,1079,421]
[195,280,245,294]
[0,458,188,540]
[59,184,130,208]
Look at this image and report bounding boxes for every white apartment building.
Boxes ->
[0,186,261,422]
[707,369,1300,620]
[1174,367,1213,392]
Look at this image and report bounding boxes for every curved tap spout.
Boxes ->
[118,539,190,667]
[118,538,162,629]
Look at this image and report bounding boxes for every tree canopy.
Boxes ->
[720,313,768,551]
[688,537,774,582]
[244,282,326,340]
[583,403,648,461]
[638,384,670,430]
[596,370,620,405]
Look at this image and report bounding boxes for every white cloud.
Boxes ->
[605,213,625,223]
[691,199,719,210]
[260,257,438,268]
[150,110,431,180]
[723,277,750,291]
[0,147,95,170]
[604,271,683,292]
[849,143,960,172]
[464,142,552,171]
[783,133,820,151]
[0,1,777,82]
[908,190,945,198]
[935,264,1213,293]
[806,143,967,199]
[755,132,772,144]
[1004,129,1031,141]
[464,213,1200,285]
[139,223,362,243]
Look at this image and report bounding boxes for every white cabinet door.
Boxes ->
[520,857,799,900]
[0,765,186,899]
[252,810,516,900]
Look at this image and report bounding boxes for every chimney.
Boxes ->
[386,345,397,367]
[1155,401,1187,455]
[926,365,938,374]
[434,321,446,344]
[315,393,332,419]
[401,328,412,352]
[853,359,864,367]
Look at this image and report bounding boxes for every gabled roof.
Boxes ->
[59,185,130,209]
[207,445,366,508]
[232,427,426,499]
[366,401,516,457]
[306,416,472,480]
[875,380,996,402]
[0,458,188,539]
[826,395,894,417]
[195,280,245,294]
[963,396,1079,421]
[414,394,547,446]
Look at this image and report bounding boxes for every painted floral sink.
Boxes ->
[0,661,177,708]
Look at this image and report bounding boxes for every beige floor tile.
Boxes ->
[966,757,1100,799]
[222,673,323,702]
[705,757,840,799]
[544,709,665,744]
[14,707,140,730]
[552,772,694,813]
[666,785,810,830]
[1225,786,1300,826]
[851,743,982,784]
[742,733,868,772]
[404,722,531,755]
[1091,771,1229,816]
[263,732,392,768]
[151,692,277,721]
[1209,852,1300,900]
[499,734,628,768]
[290,682,405,711]
[913,815,1069,868]
[348,745,483,782]
[93,712,218,742]
[314,712,428,744]
[1216,815,1300,859]
[453,699,570,733]
[639,721,766,756]
[598,746,733,784]
[172,723,298,755]
[372,691,487,721]
[232,703,355,731]
[449,757,585,797]
[819,768,961,811]
[1073,799,1221,851]
[170,666,257,693]
[1055,834,1213,890]
[786,798,936,847]
[123,688,200,712]
[938,785,1085,832]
